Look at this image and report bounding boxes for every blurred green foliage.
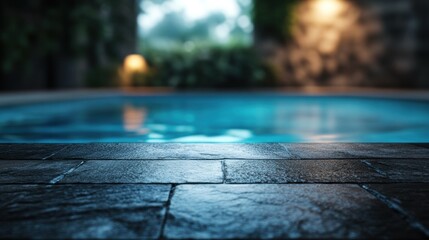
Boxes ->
[140,0,253,48]
[1,0,294,89]
[252,0,298,41]
[137,0,278,89]
[140,44,275,88]
[85,65,121,88]
[0,0,128,75]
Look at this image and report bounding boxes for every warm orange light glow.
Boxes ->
[312,0,343,19]
[122,54,148,87]
[124,54,148,73]
[123,105,149,134]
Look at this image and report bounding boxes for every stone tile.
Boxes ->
[0,184,170,239]
[50,143,292,160]
[364,159,429,182]
[61,160,222,183]
[165,184,421,239]
[412,143,429,149]
[366,184,429,229]
[0,160,83,184]
[282,143,429,159]
[282,143,356,159]
[225,160,386,183]
[0,144,67,160]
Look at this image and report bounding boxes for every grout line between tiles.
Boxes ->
[159,184,177,239]
[360,184,429,237]
[48,161,85,184]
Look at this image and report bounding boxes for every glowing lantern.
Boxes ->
[122,54,148,87]
[124,54,147,73]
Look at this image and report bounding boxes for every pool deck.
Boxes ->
[1,143,429,239]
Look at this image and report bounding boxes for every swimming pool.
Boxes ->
[0,93,428,143]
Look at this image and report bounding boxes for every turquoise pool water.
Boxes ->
[0,94,428,143]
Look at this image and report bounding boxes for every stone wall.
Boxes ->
[413,0,429,88]
[0,0,138,91]
[258,0,428,88]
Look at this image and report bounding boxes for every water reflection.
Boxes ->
[2,95,428,143]
[123,105,149,135]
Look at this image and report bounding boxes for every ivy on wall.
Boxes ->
[0,0,133,89]
[252,0,298,42]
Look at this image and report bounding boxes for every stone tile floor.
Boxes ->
[0,143,428,239]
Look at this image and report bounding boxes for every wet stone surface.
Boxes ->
[0,144,67,160]
[0,160,82,183]
[165,184,421,239]
[366,183,429,229]
[364,159,429,182]
[61,160,223,183]
[1,143,429,239]
[282,143,429,159]
[224,160,387,183]
[412,143,429,149]
[49,143,293,160]
[0,184,170,239]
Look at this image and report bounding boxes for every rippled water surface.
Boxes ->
[0,94,428,142]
